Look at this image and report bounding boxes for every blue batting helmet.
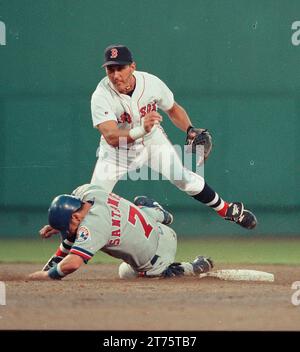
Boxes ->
[48,194,83,234]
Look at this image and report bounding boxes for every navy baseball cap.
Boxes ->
[102,44,133,67]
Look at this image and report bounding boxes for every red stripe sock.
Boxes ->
[55,248,68,257]
[217,202,229,218]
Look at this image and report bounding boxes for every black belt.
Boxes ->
[150,254,159,266]
[138,255,160,277]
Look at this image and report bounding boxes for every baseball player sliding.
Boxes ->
[29,184,213,280]
[42,44,257,271]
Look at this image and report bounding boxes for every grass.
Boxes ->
[0,237,299,265]
[176,238,300,265]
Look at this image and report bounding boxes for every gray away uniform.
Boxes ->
[69,184,177,277]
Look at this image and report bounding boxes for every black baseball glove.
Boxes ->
[162,263,185,278]
[185,126,212,163]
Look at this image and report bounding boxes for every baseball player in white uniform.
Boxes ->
[90,44,256,228]
[41,44,257,271]
[29,184,214,280]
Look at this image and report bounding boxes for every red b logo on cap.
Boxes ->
[110,48,118,59]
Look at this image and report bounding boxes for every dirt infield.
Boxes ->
[0,263,300,330]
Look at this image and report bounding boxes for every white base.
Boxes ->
[199,269,274,282]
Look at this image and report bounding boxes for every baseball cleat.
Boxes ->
[42,255,64,271]
[225,202,257,230]
[133,196,173,225]
[192,256,214,275]
[225,202,244,221]
[235,209,257,230]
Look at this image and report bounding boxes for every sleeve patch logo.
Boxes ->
[77,226,90,242]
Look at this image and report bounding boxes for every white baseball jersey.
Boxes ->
[69,184,163,271]
[91,70,174,148]
[90,71,205,196]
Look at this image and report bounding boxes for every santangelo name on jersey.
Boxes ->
[107,193,122,247]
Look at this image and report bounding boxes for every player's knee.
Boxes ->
[172,177,192,192]
[118,262,138,279]
[172,180,187,191]
[173,179,205,195]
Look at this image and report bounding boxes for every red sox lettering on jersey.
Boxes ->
[118,111,132,124]
[139,101,157,118]
[90,69,210,205]
[91,71,174,148]
[118,102,157,124]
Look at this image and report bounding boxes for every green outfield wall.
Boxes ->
[0,0,299,236]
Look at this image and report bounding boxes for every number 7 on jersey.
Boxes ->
[128,205,153,238]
